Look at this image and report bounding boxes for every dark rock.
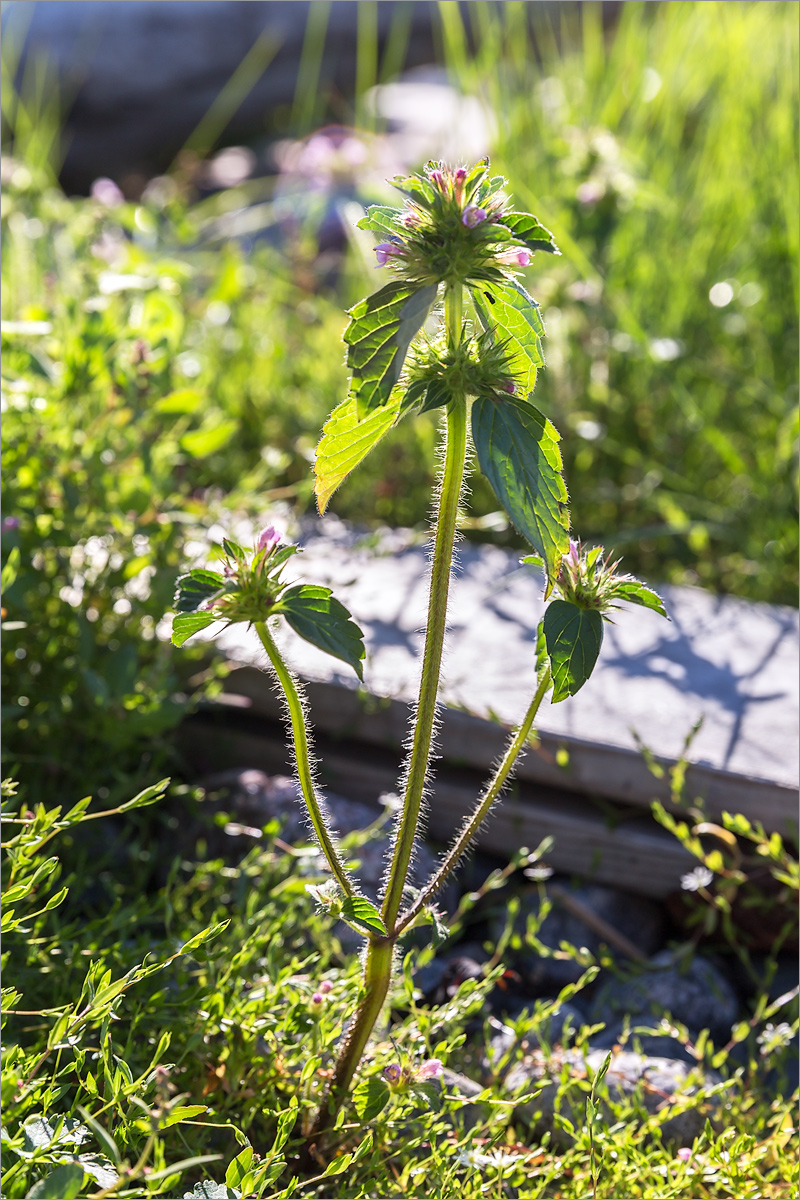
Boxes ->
[589,1019,697,1065]
[488,880,664,992]
[483,1001,585,1073]
[589,949,739,1044]
[504,1048,721,1145]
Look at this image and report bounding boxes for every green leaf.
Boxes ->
[226,1147,254,1190]
[472,396,570,587]
[280,585,365,679]
[345,282,438,417]
[611,579,669,618]
[462,156,491,203]
[157,1103,208,1128]
[410,1080,442,1112]
[180,420,238,458]
[314,388,403,514]
[1,546,20,591]
[172,611,217,647]
[535,618,551,685]
[179,919,230,957]
[174,568,225,613]
[25,1164,85,1199]
[426,906,450,949]
[340,895,389,938]
[357,205,405,238]
[117,778,169,812]
[496,211,559,254]
[390,173,437,209]
[543,601,603,702]
[473,280,545,392]
[353,1077,390,1121]
[154,388,202,413]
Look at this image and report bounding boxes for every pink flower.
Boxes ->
[257,526,281,553]
[90,177,124,209]
[462,205,488,228]
[454,166,467,202]
[374,241,405,266]
[500,381,516,395]
[676,1147,693,1163]
[319,980,333,994]
[1,516,20,532]
[498,247,532,267]
[310,992,324,1006]
[383,1063,402,1082]
[567,538,581,566]
[429,169,446,192]
[416,1058,443,1080]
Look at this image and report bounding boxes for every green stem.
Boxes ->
[255,620,355,898]
[304,938,393,1145]
[396,666,552,935]
[381,282,467,930]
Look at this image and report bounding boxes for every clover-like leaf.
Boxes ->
[472,396,570,589]
[172,611,217,647]
[611,579,668,618]
[173,568,226,614]
[345,281,438,417]
[280,584,365,679]
[353,1077,390,1121]
[314,388,403,514]
[543,600,603,702]
[340,895,389,938]
[473,280,545,392]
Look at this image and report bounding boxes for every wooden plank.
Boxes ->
[222,667,796,835]
[177,711,695,898]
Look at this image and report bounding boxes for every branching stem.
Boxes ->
[255,620,355,898]
[396,666,552,934]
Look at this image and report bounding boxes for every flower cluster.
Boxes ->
[404,328,522,411]
[173,526,295,629]
[533,537,667,619]
[359,158,557,289]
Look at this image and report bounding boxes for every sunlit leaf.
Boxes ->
[345,282,438,417]
[279,585,365,679]
[340,895,389,938]
[172,611,217,647]
[314,388,403,514]
[353,1077,390,1121]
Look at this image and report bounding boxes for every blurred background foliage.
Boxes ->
[1,0,797,805]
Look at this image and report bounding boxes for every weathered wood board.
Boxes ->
[213,523,798,836]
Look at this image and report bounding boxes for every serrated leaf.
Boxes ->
[496,211,559,254]
[280,585,365,679]
[611,579,668,618]
[172,611,217,647]
[390,173,436,209]
[473,280,545,391]
[353,1077,390,1121]
[314,388,403,514]
[543,601,603,702]
[340,895,389,938]
[25,1164,85,1199]
[357,204,405,238]
[345,282,438,417]
[472,397,570,586]
[174,568,225,613]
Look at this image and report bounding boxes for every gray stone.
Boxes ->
[589,1019,697,1065]
[488,880,664,991]
[589,950,740,1044]
[483,1001,585,1073]
[504,1048,721,1145]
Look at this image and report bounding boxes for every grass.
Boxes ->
[1,2,798,1197]
[1,779,797,1199]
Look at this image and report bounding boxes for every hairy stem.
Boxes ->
[381,281,467,930]
[396,666,552,934]
[304,938,393,1145]
[255,620,355,898]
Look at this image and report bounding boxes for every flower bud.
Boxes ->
[462,205,488,228]
[319,979,333,994]
[383,1063,402,1083]
[257,526,281,553]
[416,1058,443,1080]
[310,991,324,1006]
